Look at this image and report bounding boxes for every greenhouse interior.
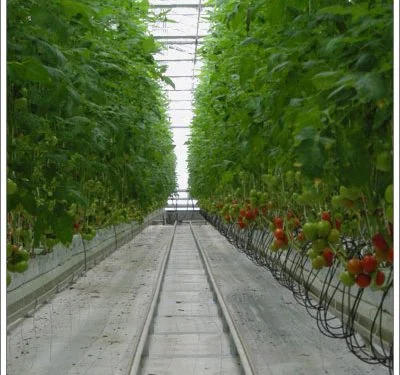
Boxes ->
[3,0,398,374]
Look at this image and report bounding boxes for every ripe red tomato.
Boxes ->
[322,248,334,267]
[274,228,286,241]
[238,221,247,229]
[375,270,385,286]
[273,217,284,229]
[245,210,253,220]
[297,231,306,242]
[347,258,362,275]
[387,247,393,264]
[361,255,377,273]
[375,248,388,262]
[372,233,388,251]
[355,274,371,288]
[273,239,287,250]
[321,211,331,222]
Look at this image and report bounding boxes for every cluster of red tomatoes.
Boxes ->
[237,206,259,229]
[271,216,289,250]
[341,255,385,288]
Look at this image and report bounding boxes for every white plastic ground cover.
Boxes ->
[6,225,174,375]
[7,209,166,327]
[193,224,389,375]
[241,229,394,347]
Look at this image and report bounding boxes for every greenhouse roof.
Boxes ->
[148,0,211,189]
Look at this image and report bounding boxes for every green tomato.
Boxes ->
[14,97,28,111]
[14,260,29,273]
[376,151,391,172]
[7,178,17,195]
[339,271,355,287]
[384,184,393,204]
[331,195,344,208]
[339,186,361,200]
[250,189,258,198]
[312,255,327,270]
[307,248,320,260]
[8,260,28,273]
[16,249,30,262]
[328,229,340,244]
[302,222,318,241]
[312,238,327,252]
[317,220,331,238]
[302,190,313,203]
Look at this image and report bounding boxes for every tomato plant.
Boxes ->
[188,0,393,294]
[7,0,177,276]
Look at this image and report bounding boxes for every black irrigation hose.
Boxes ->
[201,212,393,373]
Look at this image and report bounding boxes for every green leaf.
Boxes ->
[240,37,262,46]
[355,73,386,103]
[295,139,325,178]
[295,127,317,142]
[161,75,175,89]
[60,0,94,19]
[142,37,158,53]
[8,59,52,84]
[53,211,74,244]
[311,71,342,91]
[318,4,370,20]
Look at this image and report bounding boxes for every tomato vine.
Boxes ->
[188,0,393,269]
[188,0,394,367]
[6,0,177,281]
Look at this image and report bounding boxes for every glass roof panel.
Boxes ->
[149,0,210,189]
[164,61,196,77]
[150,7,209,38]
[162,77,197,91]
[150,0,204,6]
[167,110,193,125]
[167,90,193,101]
[169,101,193,110]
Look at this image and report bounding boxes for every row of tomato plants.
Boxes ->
[188,0,394,290]
[198,174,393,291]
[6,0,176,285]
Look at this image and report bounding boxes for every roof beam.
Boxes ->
[154,35,205,40]
[150,4,212,8]
[156,58,195,62]
[166,75,198,78]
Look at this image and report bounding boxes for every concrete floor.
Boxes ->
[139,226,241,375]
[7,223,389,375]
[6,225,174,375]
[192,223,389,375]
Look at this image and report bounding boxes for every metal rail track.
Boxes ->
[127,222,255,375]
